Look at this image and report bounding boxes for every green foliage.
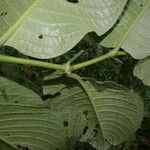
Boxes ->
[101,0,150,59]
[134,57,150,86]
[0,75,144,150]
[0,0,150,150]
[0,0,127,59]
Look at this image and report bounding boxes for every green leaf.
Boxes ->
[0,76,42,104]
[0,76,144,149]
[0,0,127,59]
[101,0,150,59]
[134,57,150,86]
[0,76,89,150]
[43,75,144,149]
[0,76,68,150]
[0,139,16,150]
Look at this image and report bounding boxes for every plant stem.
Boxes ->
[0,51,127,72]
[72,51,127,71]
[67,50,84,64]
[0,55,65,71]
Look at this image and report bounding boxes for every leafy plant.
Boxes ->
[0,0,149,150]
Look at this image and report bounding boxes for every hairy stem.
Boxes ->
[0,55,65,71]
[71,51,127,71]
[0,50,127,72]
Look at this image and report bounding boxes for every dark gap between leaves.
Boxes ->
[82,126,88,135]
[42,92,61,101]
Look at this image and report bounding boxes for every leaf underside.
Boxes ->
[0,75,144,150]
[101,0,150,59]
[0,77,68,150]
[0,0,127,59]
[134,57,150,86]
[43,75,144,149]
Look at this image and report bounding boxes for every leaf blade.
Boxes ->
[134,57,150,86]
[101,0,150,59]
[43,75,144,149]
[0,77,68,150]
[0,0,127,59]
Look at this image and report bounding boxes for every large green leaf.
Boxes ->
[0,0,127,59]
[101,0,150,59]
[43,75,144,149]
[0,75,144,150]
[134,57,150,86]
[0,76,81,150]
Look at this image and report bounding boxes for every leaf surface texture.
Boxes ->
[0,0,127,58]
[134,57,150,86]
[101,0,150,59]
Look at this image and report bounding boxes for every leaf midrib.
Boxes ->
[117,1,150,49]
[0,0,41,45]
[70,74,105,150]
